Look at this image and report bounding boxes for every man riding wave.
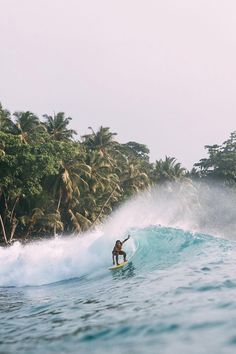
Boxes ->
[112,235,130,265]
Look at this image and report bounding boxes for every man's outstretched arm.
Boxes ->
[122,235,130,244]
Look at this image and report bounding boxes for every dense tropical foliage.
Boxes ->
[1,102,236,244]
[193,132,236,186]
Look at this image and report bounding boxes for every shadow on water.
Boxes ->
[111,262,136,280]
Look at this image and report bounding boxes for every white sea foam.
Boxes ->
[0,227,135,286]
[0,181,235,286]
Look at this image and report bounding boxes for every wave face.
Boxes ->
[1,182,236,353]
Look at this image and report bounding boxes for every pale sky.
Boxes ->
[1,0,236,169]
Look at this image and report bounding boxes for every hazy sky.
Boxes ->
[1,0,236,168]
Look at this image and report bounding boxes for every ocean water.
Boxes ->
[1,183,236,354]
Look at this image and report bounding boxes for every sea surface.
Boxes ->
[1,184,236,354]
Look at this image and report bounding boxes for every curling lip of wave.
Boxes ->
[0,181,236,287]
[0,225,218,288]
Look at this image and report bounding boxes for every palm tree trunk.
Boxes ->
[2,192,8,224]
[91,186,117,227]
[54,188,62,237]
[0,214,8,244]
[57,188,62,211]
[9,218,18,244]
[26,224,33,238]
[10,197,19,224]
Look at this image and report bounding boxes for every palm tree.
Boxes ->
[82,150,122,226]
[194,132,236,185]
[82,126,117,151]
[120,162,150,198]
[115,141,151,196]
[13,111,43,143]
[44,148,92,233]
[0,103,14,133]
[0,134,5,158]
[36,210,64,236]
[68,209,92,233]
[43,112,77,141]
[82,126,119,166]
[151,156,187,183]
[53,158,90,208]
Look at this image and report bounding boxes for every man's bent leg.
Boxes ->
[119,251,127,262]
[116,253,119,265]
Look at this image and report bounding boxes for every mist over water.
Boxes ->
[104,181,236,240]
[1,181,236,354]
[0,181,236,288]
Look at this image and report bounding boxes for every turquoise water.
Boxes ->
[1,185,236,354]
[1,227,236,354]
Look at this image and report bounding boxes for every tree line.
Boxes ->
[0,102,235,244]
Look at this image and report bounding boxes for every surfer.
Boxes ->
[112,235,130,265]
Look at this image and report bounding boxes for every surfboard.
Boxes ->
[109,261,128,270]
